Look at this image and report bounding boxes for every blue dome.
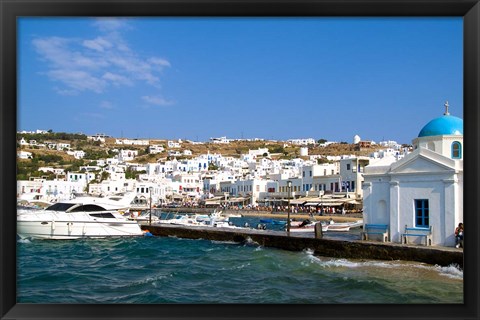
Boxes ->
[418,115,463,137]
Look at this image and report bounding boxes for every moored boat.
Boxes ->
[17,195,143,240]
[288,220,328,233]
[155,213,245,229]
[128,210,161,224]
[158,214,203,226]
[325,219,364,232]
[195,209,228,224]
[224,213,242,218]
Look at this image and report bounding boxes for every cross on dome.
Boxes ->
[418,100,462,137]
[444,101,450,115]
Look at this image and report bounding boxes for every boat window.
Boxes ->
[45,203,76,211]
[70,204,108,212]
[89,213,116,218]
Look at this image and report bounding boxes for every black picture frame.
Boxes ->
[1,0,479,319]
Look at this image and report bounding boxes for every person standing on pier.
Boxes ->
[454,223,464,248]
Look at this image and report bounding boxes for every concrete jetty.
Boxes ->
[140,223,463,268]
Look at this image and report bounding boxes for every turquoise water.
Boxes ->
[17,232,463,304]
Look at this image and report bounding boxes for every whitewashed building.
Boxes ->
[19,138,29,146]
[56,143,71,150]
[287,138,316,146]
[241,148,270,162]
[38,167,65,175]
[88,179,136,196]
[17,151,33,159]
[17,179,87,201]
[210,136,230,144]
[67,172,96,185]
[87,134,107,143]
[118,149,138,161]
[167,140,182,148]
[362,103,463,247]
[339,156,370,199]
[149,145,165,154]
[115,138,149,146]
[66,150,85,159]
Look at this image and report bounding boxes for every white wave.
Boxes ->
[211,240,238,245]
[303,248,315,255]
[220,262,251,271]
[300,250,362,268]
[304,251,411,269]
[303,251,464,280]
[128,273,170,287]
[303,250,406,269]
[244,237,260,247]
[435,264,463,280]
[17,238,31,244]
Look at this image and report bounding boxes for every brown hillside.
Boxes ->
[19,137,387,165]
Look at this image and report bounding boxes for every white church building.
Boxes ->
[362,102,463,247]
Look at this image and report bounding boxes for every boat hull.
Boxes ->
[17,220,143,239]
[325,225,351,232]
[289,223,329,233]
[326,220,363,232]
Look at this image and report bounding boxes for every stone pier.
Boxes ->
[141,223,463,268]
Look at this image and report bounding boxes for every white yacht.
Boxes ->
[17,194,143,240]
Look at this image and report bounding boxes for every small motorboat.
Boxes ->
[158,214,204,226]
[287,220,328,233]
[195,210,228,224]
[324,219,364,232]
[325,223,351,232]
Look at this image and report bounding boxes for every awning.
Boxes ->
[345,199,363,205]
[304,200,345,206]
[229,197,248,203]
[290,199,308,205]
[205,200,222,205]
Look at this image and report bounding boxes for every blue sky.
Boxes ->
[18,17,463,144]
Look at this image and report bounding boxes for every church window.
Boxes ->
[414,199,429,227]
[451,141,462,159]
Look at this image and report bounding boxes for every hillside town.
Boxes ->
[16,130,409,214]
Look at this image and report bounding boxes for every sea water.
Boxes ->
[17,222,463,304]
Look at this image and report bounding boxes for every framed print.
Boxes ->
[1,0,479,319]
